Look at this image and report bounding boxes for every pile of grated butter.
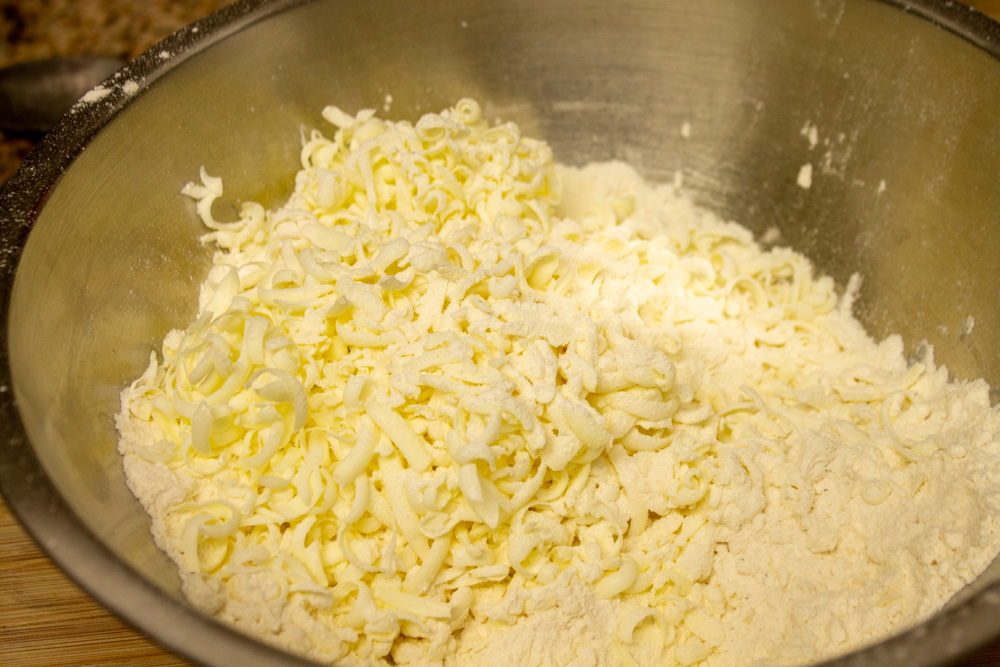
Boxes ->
[116,99,1000,666]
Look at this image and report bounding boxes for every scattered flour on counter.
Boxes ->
[116,99,1000,667]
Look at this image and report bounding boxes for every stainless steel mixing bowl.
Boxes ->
[1,0,999,665]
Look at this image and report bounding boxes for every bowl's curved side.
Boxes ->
[0,2,322,664]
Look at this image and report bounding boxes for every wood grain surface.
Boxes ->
[4,1,1000,666]
[0,500,193,667]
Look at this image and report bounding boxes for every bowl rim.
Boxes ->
[887,0,1000,56]
[0,1,999,666]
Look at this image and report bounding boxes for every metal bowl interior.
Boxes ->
[1,0,999,665]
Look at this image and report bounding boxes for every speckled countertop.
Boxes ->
[3,1,1000,666]
[0,0,232,182]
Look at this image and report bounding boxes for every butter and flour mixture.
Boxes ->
[116,99,1000,666]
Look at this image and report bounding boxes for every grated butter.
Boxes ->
[116,99,1000,666]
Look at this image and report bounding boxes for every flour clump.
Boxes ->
[116,99,1000,666]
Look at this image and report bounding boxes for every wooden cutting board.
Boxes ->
[0,498,192,666]
[4,1,1000,665]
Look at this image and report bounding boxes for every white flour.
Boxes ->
[116,100,1000,666]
